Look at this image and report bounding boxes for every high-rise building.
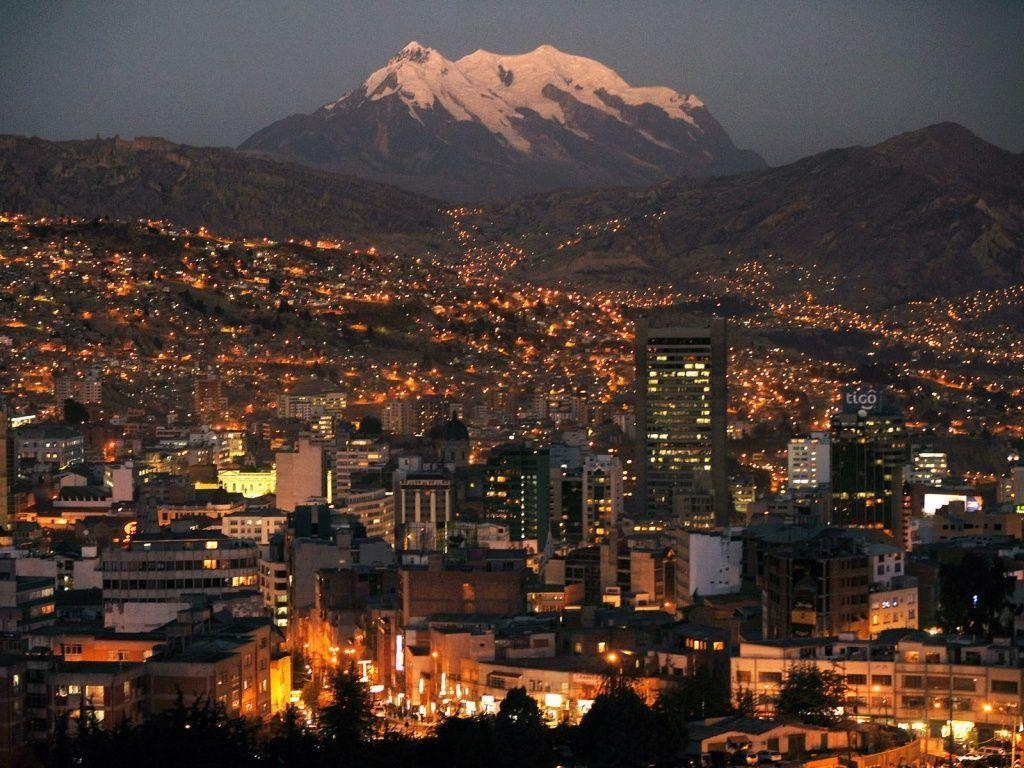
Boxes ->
[581,454,622,543]
[484,445,551,547]
[787,433,830,491]
[634,317,728,524]
[829,387,908,540]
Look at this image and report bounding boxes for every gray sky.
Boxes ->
[1,0,1021,165]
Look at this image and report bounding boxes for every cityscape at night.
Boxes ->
[0,3,1022,768]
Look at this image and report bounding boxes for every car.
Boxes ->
[958,755,987,766]
[758,750,783,763]
[744,753,760,766]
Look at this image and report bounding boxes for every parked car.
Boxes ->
[757,750,783,763]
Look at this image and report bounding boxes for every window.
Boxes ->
[903,675,923,689]
[992,680,1018,695]
[736,670,752,684]
[953,678,976,692]
[759,672,783,684]
[872,675,893,687]
[846,674,868,686]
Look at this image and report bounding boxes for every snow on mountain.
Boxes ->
[240,42,765,200]
[327,42,705,153]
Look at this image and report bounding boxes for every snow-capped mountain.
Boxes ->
[240,42,765,201]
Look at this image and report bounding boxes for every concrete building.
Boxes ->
[908,447,949,486]
[193,376,227,420]
[397,474,452,550]
[0,558,56,633]
[14,424,85,470]
[220,509,288,546]
[100,531,259,609]
[635,317,728,524]
[582,454,623,544]
[337,487,396,544]
[787,433,830,491]
[676,528,743,605]
[400,568,527,621]
[383,398,417,436]
[275,437,327,512]
[334,437,389,496]
[734,633,1024,744]
[218,467,276,498]
[277,388,346,420]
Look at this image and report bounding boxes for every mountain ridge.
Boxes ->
[0,123,1020,309]
[240,41,765,200]
[463,122,1024,307]
[0,134,444,243]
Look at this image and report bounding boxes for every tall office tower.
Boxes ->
[634,317,728,524]
[484,444,551,547]
[829,387,909,540]
[787,433,831,492]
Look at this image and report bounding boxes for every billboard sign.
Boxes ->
[842,386,880,414]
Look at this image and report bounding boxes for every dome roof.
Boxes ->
[442,413,469,442]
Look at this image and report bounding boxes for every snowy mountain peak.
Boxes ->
[241,42,765,200]
[334,42,709,151]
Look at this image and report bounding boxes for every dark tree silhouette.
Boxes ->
[938,551,1014,637]
[63,398,90,424]
[776,664,848,727]
[574,676,685,768]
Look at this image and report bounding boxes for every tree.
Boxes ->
[319,667,375,755]
[574,676,685,768]
[656,663,731,722]
[734,686,759,718]
[264,705,323,768]
[356,416,382,436]
[495,687,550,768]
[427,715,496,768]
[776,664,848,727]
[63,398,90,425]
[938,551,1014,637]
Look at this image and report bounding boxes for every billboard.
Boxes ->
[842,386,881,414]
[922,492,982,516]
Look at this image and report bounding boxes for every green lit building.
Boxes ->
[484,445,551,547]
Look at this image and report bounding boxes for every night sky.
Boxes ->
[1,0,1021,165]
